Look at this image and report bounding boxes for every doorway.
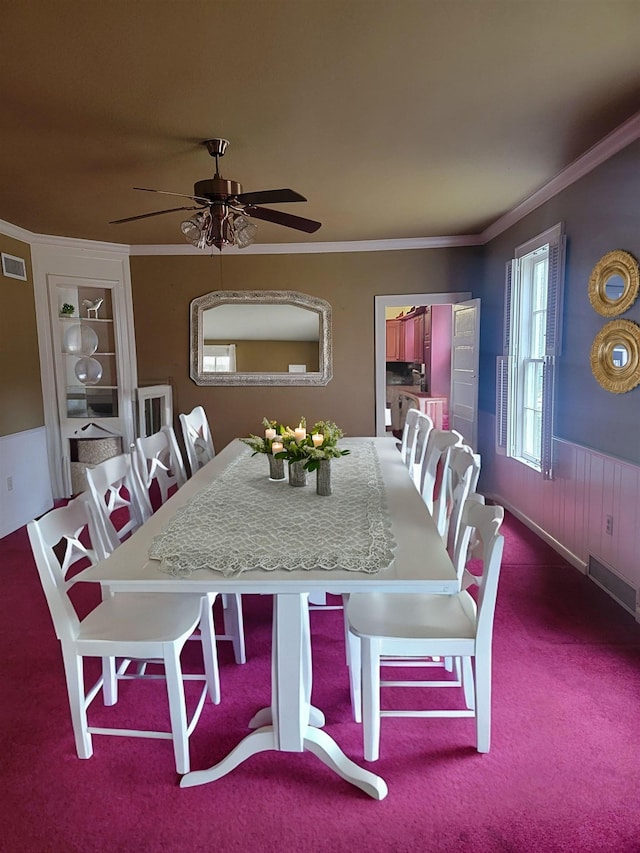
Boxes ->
[374,291,476,442]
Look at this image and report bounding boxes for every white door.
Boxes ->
[450,299,480,449]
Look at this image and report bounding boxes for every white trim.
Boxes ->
[482,111,640,243]
[0,217,33,243]
[129,235,483,256]
[0,426,53,537]
[374,292,472,436]
[484,490,587,574]
[1,111,638,255]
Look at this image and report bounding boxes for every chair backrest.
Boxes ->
[438,446,482,552]
[86,453,150,552]
[179,405,215,477]
[410,412,434,486]
[460,443,481,492]
[418,428,463,513]
[135,426,187,509]
[399,407,421,468]
[27,494,106,643]
[454,499,505,644]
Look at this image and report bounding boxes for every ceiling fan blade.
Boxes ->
[133,187,211,204]
[236,188,307,205]
[246,205,321,233]
[109,206,201,224]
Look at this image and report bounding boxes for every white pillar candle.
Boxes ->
[294,426,307,442]
[312,433,324,447]
[265,428,277,440]
[271,441,283,455]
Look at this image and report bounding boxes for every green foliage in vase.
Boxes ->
[244,416,349,470]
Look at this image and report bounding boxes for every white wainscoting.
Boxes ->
[480,413,640,618]
[0,427,53,539]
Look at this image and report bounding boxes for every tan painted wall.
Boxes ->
[130,248,481,450]
[206,339,319,373]
[0,235,44,436]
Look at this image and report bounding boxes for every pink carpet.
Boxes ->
[2,512,640,852]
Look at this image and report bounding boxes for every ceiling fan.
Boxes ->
[110,138,322,251]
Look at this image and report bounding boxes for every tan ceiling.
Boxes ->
[0,0,638,247]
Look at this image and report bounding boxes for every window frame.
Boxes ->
[496,223,565,479]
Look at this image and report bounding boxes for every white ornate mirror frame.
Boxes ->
[190,290,332,386]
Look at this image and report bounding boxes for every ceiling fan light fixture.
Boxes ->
[233,214,258,249]
[180,215,204,246]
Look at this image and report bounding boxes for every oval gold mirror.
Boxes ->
[590,319,640,393]
[588,250,639,317]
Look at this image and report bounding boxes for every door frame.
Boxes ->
[374,291,472,437]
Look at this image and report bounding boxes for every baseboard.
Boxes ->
[485,490,587,574]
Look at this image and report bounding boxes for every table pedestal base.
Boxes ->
[180,724,387,800]
[179,594,388,800]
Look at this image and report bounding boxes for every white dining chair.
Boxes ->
[179,405,215,477]
[27,493,220,774]
[346,499,505,761]
[135,426,246,665]
[135,425,187,509]
[85,452,151,551]
[441,446,482,553]
[417,428,464,517]
[409,412,434,487]
[398,407,421,468]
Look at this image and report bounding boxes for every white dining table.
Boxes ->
[77,436,458,800]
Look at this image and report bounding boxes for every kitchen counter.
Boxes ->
[386,386,449,431]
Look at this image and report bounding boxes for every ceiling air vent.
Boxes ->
[1,252,27,281]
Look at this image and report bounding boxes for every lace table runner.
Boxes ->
[148,440,396,577]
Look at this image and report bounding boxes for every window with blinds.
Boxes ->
[203,344,236,373]
[496,223,565,479]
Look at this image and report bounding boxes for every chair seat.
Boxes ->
[347,591,476,641]
[77,593,203,645]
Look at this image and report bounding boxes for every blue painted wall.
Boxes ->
[476,139,640,466]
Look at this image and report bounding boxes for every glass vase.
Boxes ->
[316,459,332,496]
[268,454,285,481]
[288,460,308,487]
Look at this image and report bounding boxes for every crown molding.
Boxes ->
[2,110,638,254]
[128,234,483,256]
[481,110,640,243]
[29,232,131,254]
[0,217,34,244]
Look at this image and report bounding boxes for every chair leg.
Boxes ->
[462,656,475,710]
[223,593,246,664]
[346,629,362,723]
[342,594,351,666]
[102,656,118,706]
[61,647,93,759]
[362,638,381,762]
[474,653,491,753]
[164,644,190,774]
[199,597,221,704]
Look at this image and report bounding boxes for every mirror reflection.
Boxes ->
[604,274,625,302]
[611,343,629,368]
[202,304,320,374]
[190,290,332,386]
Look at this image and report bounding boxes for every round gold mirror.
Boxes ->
[588,250,639,317]
[590,319,640,393]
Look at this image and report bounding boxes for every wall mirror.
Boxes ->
[588,249,639,317]
[190,290,332,386]
[590,319,640,394]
